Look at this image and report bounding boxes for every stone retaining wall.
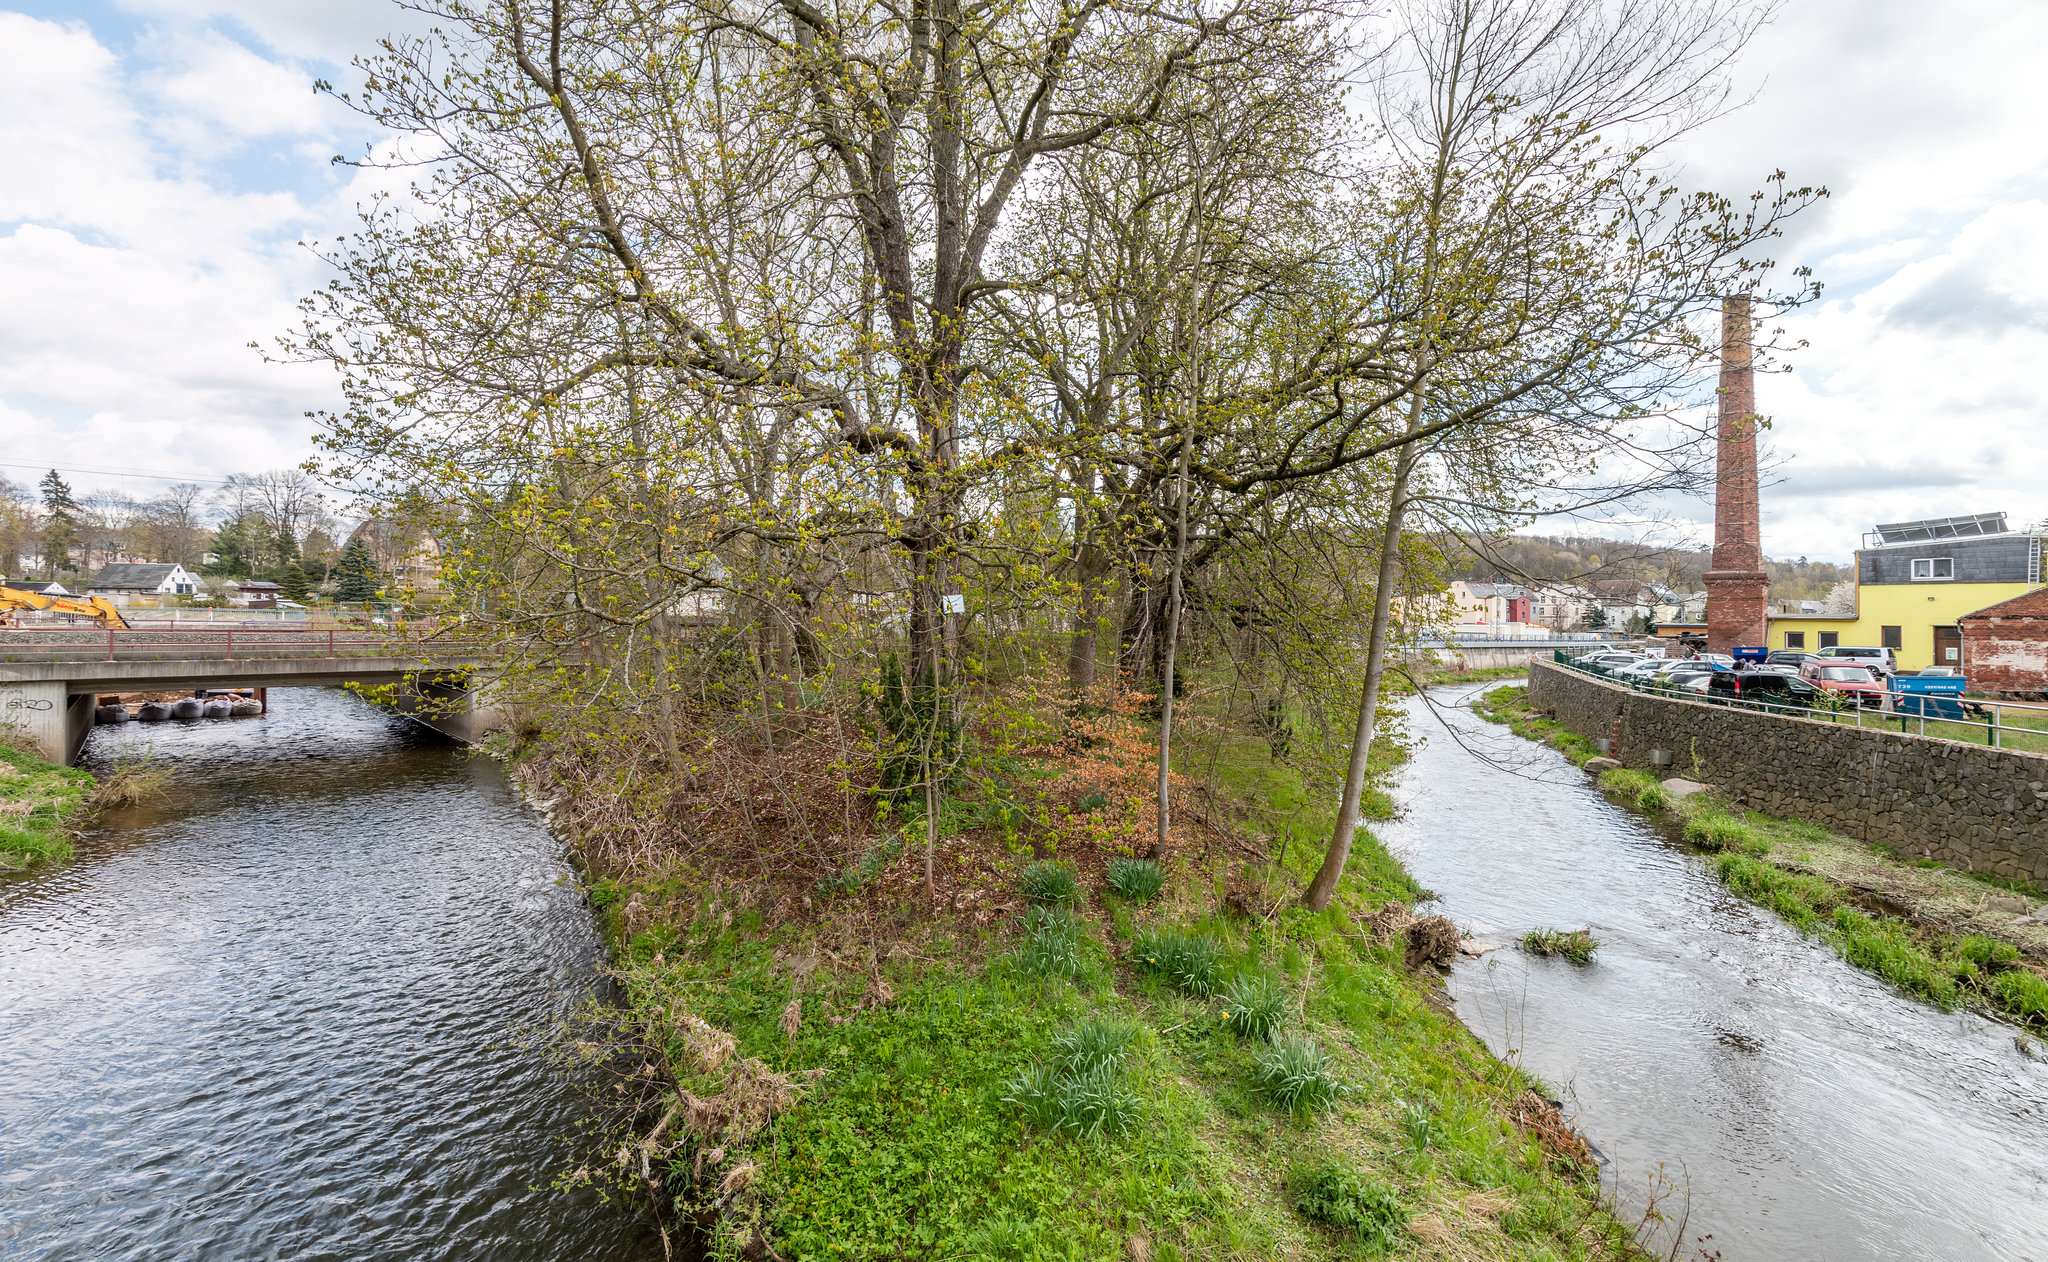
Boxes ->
[1525,661,2048,885]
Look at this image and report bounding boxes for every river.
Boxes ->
[0,689,658,1261]
[1387,681,2048,1261]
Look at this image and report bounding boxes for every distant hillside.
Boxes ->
[1443,534,1851,602]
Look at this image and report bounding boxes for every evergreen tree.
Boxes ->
[278,563,312,603]
[37,470,79,578]
[1582,605,1608,630]
[334,538,381,602]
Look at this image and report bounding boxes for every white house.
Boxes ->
[85,562,199,605]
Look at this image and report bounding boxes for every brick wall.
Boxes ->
[1962,588,2048,696]
[1525,661,2048,885]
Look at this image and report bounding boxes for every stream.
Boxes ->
[1386,681,2048,1261]
[0,689,658,1261]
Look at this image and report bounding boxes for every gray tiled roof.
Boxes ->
[89,562,182,590]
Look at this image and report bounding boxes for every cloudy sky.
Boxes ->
[2,0,2045,561]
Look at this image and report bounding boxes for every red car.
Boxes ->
[1799,661,1885,708]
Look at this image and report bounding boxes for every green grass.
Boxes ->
[1133,927,1221,997]
[1251,1033,1346,1114]
[548,693,1646,1261]
[1021,860,1080,905]
[1221,970,1289,1042]
[1105,856,1165,902]
[0,738,95,870]
[1519,928,1599,965]
[1291,1161,1407,1252]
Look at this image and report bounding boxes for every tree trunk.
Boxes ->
[1304,392,1426,912]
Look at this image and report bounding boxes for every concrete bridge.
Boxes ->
[0,628,502,764]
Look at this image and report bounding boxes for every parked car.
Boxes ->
[1578,653,1643,675]
[1817,645,1898,676]
[1706,670,1822,709]
[1799,661,1885,708]
[1664,670,1715,695]
[1766,650,1818,667]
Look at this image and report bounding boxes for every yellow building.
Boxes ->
[1768,514,2045,671]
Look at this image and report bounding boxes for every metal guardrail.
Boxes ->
[0,628,485,664]
[1549,650,2048,754]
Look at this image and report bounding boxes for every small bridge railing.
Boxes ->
[0,627,487,664]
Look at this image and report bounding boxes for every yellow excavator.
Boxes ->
[0,583,129,629]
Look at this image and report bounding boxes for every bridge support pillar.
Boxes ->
[390,674,508,746]
[0,680,94,766]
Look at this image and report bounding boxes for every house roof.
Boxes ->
[230,580,282,591]
[88,562,183,589]
[1459,582,1529,600]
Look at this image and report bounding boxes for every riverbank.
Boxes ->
[1475,685,2048,1032]
[517,699,1648,1261]
[0,737,97,868]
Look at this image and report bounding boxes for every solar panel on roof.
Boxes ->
[1872,513,2008,544]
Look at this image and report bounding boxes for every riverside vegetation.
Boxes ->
[0,738,165,871]
[523,689,1654,1260]
[1476,686,2048,1032]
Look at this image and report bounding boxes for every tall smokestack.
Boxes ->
[1703,295,1769,654]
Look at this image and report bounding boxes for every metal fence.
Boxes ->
[1549,650,2048,755]
[0,627,481,664]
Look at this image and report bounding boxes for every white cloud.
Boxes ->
[0,10,349,492]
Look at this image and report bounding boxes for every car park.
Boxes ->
[1706,670,1821,709]
[1799,661,1885,707]
[1817,645,1898,677]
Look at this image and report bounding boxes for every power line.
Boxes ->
[0,460,240,489]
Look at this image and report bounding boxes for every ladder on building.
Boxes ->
[2032,533,2043,588]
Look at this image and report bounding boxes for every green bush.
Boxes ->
[1292,1162,1406,1251]
[1133,928,1219,997]
[1222,971,1289,1042]
[1021,860,1079,905]
[1105,856,1164,902]
[1252,1033,1344,1113]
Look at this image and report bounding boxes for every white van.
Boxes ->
[1816,645,1898,676]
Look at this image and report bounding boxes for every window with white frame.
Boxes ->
[1910,557,1953,580]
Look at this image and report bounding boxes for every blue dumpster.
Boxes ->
[1732,645,1769,665]
[1890,674,1968,720]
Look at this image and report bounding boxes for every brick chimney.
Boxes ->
[1703,295,1769,654]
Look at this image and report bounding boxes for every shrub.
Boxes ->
[1133,928,1219,997]
[1252,1033,1344,1113]
[1292,1162,1406,1251]
[1105,857,1164,902]
[1021,861,1079,905]
[1222,971,1289,1042]
[1519,928,1599,965]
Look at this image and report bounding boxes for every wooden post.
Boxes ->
[257,687,268,714]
